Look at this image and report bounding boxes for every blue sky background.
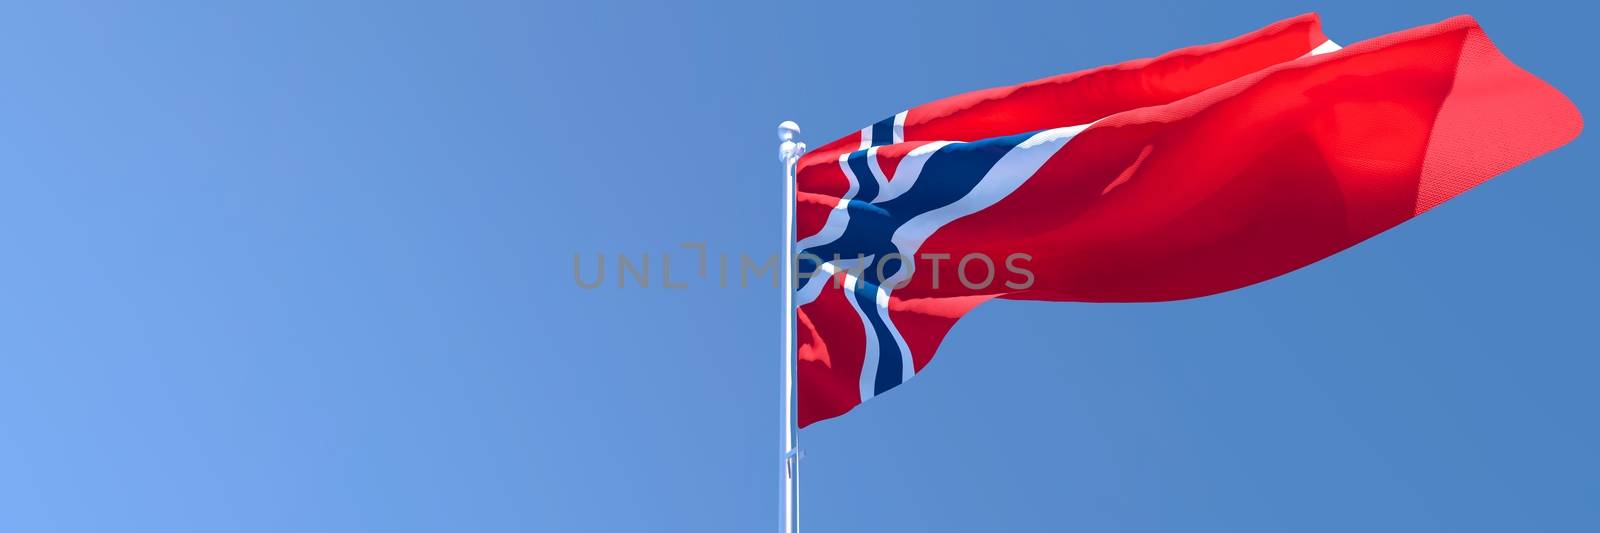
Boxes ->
[0,1,1595,531]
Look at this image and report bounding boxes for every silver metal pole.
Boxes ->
[777,121,805,533]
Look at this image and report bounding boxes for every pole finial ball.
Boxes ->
[778,121,801,142]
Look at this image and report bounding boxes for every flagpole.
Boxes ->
[778,121,805,533]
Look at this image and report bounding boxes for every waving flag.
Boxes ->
[794,13,1581,428]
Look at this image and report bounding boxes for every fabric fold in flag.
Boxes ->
[795,13,1581,428]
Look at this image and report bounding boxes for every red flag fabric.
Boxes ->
[794,13,1581,428]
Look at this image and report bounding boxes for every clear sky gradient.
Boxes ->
[0,1,1594,531]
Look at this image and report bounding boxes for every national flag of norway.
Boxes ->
[794,13,1581,428]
